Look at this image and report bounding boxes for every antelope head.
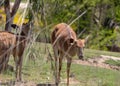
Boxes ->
[11,22,32,36]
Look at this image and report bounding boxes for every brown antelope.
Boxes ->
[0,22,31,81]
[51,23,86,86]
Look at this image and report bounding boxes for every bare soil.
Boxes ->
[73,55,120,71]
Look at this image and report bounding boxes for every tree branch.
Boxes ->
[4,0,11,31]
[69,10,87,26]
[11,0,21,17]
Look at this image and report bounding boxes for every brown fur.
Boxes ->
[51,23,85,86]
[0,23,30,81]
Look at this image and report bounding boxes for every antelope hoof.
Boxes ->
[55,79,60,86]
[79,57,84,60]
[58,78,61,83]
[55,82,59,86]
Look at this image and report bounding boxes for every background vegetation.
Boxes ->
[0,0,120,50]
[28,0,120,50]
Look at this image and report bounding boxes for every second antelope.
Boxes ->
[0,22,31,81]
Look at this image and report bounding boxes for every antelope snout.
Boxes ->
[78,54,84,60]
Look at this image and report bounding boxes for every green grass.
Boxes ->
[71,64,120,86]
[0,42,120,86]
[105,59,120,66]
[84,49,120,59]
[11,0,27,2]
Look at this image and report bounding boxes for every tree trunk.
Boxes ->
[4,0,11,31]
[41,0,47,27]
[4,0,21,31]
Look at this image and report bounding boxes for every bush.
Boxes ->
[87,28,117,50]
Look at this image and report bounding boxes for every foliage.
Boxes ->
[27,0,120,50]
[1,0,120,50]
[88,28,117,50]
[0,8,28,26]
[115,6,120,22]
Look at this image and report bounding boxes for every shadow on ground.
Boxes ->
[37,83,55,86]
[0,80,56,86]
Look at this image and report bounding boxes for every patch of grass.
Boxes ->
[105,59,120,66]
[84,49,120,59]
[71,63,120,86]
[11,0,27,2]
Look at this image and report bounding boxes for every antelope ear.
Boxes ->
[67,38,75,45]
[11,24,19,29]
[84,35,90,43]
[70,39,77,46]
[74,40,77,45]
[81,39,85,44]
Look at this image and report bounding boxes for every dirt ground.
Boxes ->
[73,55,120,71]
[66,55,120,85]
